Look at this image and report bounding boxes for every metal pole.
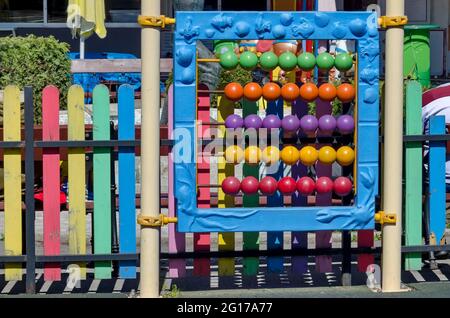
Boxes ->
[381,0,405,292]
[139,0,161,298]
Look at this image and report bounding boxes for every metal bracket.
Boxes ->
[138,15,175,28]
[378,16,408,28]
[374,211,397,225]
[137,214,178,227]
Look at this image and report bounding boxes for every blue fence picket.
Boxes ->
[118,84,137,278]
[429,115,446,246]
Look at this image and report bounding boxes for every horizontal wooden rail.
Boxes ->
[70,58,173,73]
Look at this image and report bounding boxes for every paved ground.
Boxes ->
[2,256,450,297]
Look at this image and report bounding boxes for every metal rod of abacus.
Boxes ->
[197,58,220,63]
[197,89,224,94]
[198,184,221,188]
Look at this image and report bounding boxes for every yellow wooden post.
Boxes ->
[3,85,23,281]
[67,85,87,279]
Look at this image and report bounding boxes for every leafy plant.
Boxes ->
[162,284,180,298]
[0,35,72,123]
[212,66,253,108]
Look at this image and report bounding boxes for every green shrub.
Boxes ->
[0,35,72,123]
[212,66,253,108]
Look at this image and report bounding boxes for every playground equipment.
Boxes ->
[5,0,442,298]
[173,10,380,232]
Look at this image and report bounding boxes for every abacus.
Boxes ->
[173,11,379,232]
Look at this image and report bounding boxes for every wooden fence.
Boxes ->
[0,80,449,294]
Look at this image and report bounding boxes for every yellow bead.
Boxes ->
[224,145,244,164]
[280,145,300,165]
[261,146,280,165]
[336,146,355,166]
[299,145,318,166]
[245,145,261,164]
[318,146,336,165]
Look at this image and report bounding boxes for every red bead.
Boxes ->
[296,176,315,196]
[278,176,297,195]
[316,176,333,194]
[221,176,241,195]
[259,176,278,195]
[240,176,259,195]
[334,176,353,197]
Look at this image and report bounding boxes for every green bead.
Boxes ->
[334,53,353,71]
[239,51,258,70]
[316,52,334,71]
[297,52,316,71]
[278,51,297,71]
[220,51,239,70]
[259,51,279,71]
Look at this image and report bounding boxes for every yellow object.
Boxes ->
[378,15,408,28]
[137,214,178,227]
[224,145,244,164]
[318,146,336,165]
[245,145,261,164]
[68,85,87,279]
[138,15,175,28]
[261,146,280,165]
[197,58,221,63]
[3,85,22,281]
[67,0,107,38]
[375,211,397,225]
[336,146,355,166]
[280,145,300,165]
[299,146,318,166]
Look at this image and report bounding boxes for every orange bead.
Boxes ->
[224,82,244,102]
[262,82,281,101]
[243,82,263,101]
[337,83,355,103]
[299,83,319,102]
[318,83,337,101]
[281,83,300,102]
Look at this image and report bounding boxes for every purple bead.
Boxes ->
[300,115,319,133]
[281,115,300,132]
[225,114,244,129]
[318,115,337,135]
[244,114,263,129]
[262,114,282,129]
[336,114,355,135]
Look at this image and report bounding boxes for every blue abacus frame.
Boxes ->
[173,11,379,232]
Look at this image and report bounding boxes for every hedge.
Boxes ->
[0,35,72,123]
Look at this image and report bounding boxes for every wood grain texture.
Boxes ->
[404,81,423,270]
[194,84,211,276]
[118,84,136,278]
[92,84,112,279]
[71,58,173,73]
[315,99,333,273]
[429,116,446,246]
[42,85,61,281]
[68,85,87,279]
[167,85,186,278]
[217,96,235,276]
[242,99,260,276]
[265,97,283,273]
[291,94,309,274]
[3,85,22,281]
